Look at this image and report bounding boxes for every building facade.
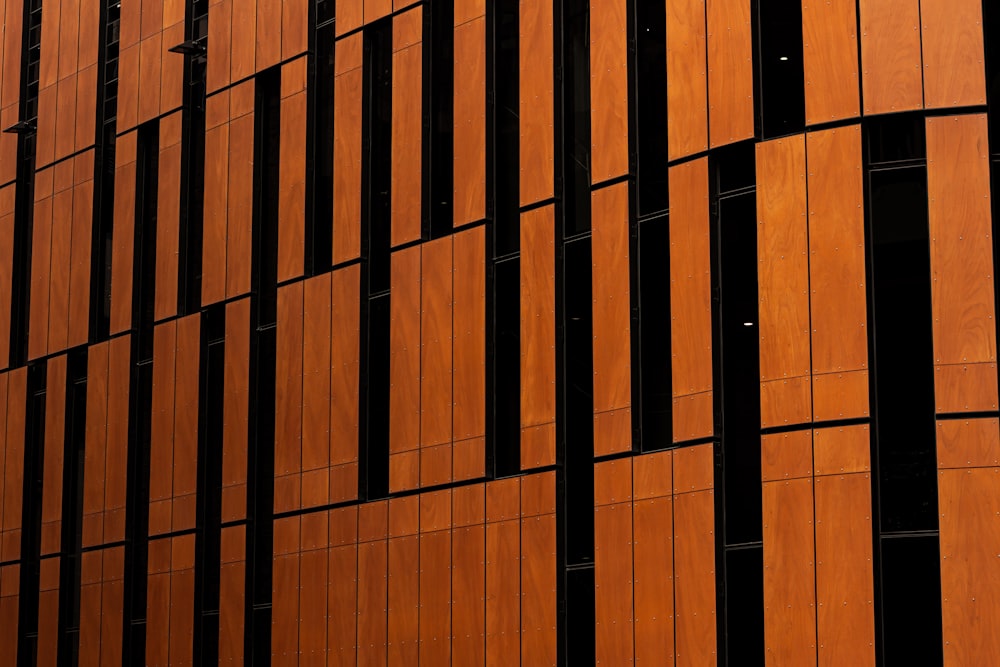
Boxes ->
[0,0,998,664]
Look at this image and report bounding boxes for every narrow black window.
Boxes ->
[754,0,805,138]
[637,214,671,449]
[723,545,765,667]
[425,0,454,238]
[491,255,520,476]
[308,19,335,275]
[361,293,390,499]
[632,0,668,216]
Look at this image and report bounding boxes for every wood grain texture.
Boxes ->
[595,496,634,666]
[937,418,1000,470]
[282,0,308,58]
[812,371,869,422]
[333,34,363,264]
[1,368,23,560]
[519,0,554,205]
[521,508,557,666]
[634,493,675,664]
[452,520,486,665]
[223,298,250,522]
[69,155,94,347]
[921,0,986,108]
[202,98,228,304]
[275,282,303,509]
[859,0,922,115]
[219,525,246,666]
[814,472,875,667]
[155,116,181,321]
[41,356,66,556]
[935,363,999,413]
[330,265,361,479]
[28,179,52,359]
[302,274,332,492]
[390,246,421,471]
[707,0,754,147]
[421,236,453,451]
[37,557,60,666]
[207,0,232,93]
[807,126,867,377]
[761,429,813,482]
[278,87,307,282]
[589,0,629,182]
[802,0,859,124]
[419,524,452,664]
[939,467,1000,666]
[926,115,996,370]
[673,442,715,494]
[0,185,13,365]
[453,226,485,442]
[673,489,717,667]
[813,424,870,476]
[453,16,487,226]
[760,376,812,429]
[226,106,254,299]
[763,478,817,667]
[592,182,631,455]
[391,10,422,246]
[667,0,708,159]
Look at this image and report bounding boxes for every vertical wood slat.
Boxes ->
[452,227,485,479]
[222,298,250,522]
[419,490,452,665]
[1,369,25,562]
[274,282,303,513]
[669,158,713,442]
[155,113,183,321]
[28,168,53,359]
[420,236,453,486]
[451,485,486,664]
[667,0,708,160]
[633,451,675,665]
[589,0,629,183]
[591,182,631,455]
[389,246,421,492]
[519,0,554,206]
[594,460,634,666]
[357,502,388,666]
[920,0,986,109]
[219,525,246,665]
[520,472,557,666]
[706,0,754,147]
[333,34,363,265]
[453,12,487,226]
[110,133,138,334]
[388,496,419,665]
[486,478,520,666]
[391,7,423,246]
[331,265,361,501]
[802,0,859,124]
[41,356,67,556]
[0,185,13,365]
[858,0,922,116]
[278,57,307,282]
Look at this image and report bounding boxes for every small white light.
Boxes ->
[779,56,789,61]
[743,322,754,327]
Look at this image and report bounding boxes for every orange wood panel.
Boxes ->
[36,84,57,167]
[453,227,485,443]
[589,0,628,182]
[78,551,101,667]
[452,486,486,665]
[357,502,388,666]
[927,115,997,415]
[594,491,633,665]
[419,499,452,665]
[100,547,125,665]
[28,175,52,360]
[591,182,631,455]
[594,457,632,507]
[858,0,922,115]
[146,538,172,666]
[47,180,72,354]
[390,246,421,489]
[282,0,308,59]
[0,185,13,364]
[938,467,1000,666]
[75,66,98,152]
[116,44,139,132]
[222,298,250,521]
[802,0,859,124]
[672,488,717,667]
[256,0,281,72]
[302,532,330,665]
[168,534,196,666]
[763,478,816,666]
[667,0,708,160]
[155,115,182,320]
[272,516,300,666]
[336,0,362,36]
[41,356,67,556]
[172,315,199,530]
[330,265,360,492]
[160,22,184,115]
[230,0,255,81]
[421,236,453,454]
[69,158,94,346]
[934,363,999,413]
[302,274,332,501]
[207,0,232,93]
[813,424,870,476]
[670,158,713,442]
[453,16,487,226]
[333,34,363,264]
[391,8,422,246]
[37,557,60,666]
[328,507,358,666]
[201,95,229,305]
[814,472,875,667]
[634,492,675,664]
[706,0,753,147]
[520,205,556,468]
[757,136,809,426]
[807,125,866,372]
[520,507,557,666]
[812,371,869,422]
[138,34,162,124]
[278,86,306,282]
[633,449,673,500]
[761,430,813,482]
[219,525,246,665]
[673,442,715,494]
[936,418,1000,469]
[760,376,812,428]
[453,0,484,25]
[921,0,986,108]
[486,481,520,666]
[54,76,79,161]
[104,336,131,543]
[0,565,18,665]
[519,0,554,206]
[226,107,255,299]
[82,343,109,547]
[388,495,420,665]
[149,321,177,536]
[1,368,25,561]
[275,283,303,512]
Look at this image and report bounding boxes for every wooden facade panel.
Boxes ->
[935,363,1000,413]
[0,369,23,560]
[202,113,228,305]
[757,135,810,383]
[37,558,60,665]
[282,0,309,59]
[486,517,520,667]
[592,182,631,454]
[673,489,716,667]
[223,298,250,522]
[594,458,632,507]
[105,337,131,543]
[275,282,303,506]
[0,185,12,364]
[667,0,708,160]
[333,34,363,265]
[927,114,996,367]
[937,418,1000,470]
[419,529,452,665]
[634,495,675,664]
[155,118,181,320]
[519,0,554,206]
[814,473,876,667]
[813,425,870,476]
[83,343,109,547]
[387,533,419,665]
[452,523,487,665]
[172,315,200,529]
[219,525,246,666]
[803,0,859,124]
[278,88,307,282]
[763,478,817,666]
[226,111,255,299]
[921,0,986,108]
[149,321,177,537]
[670,158,713,408]
[230,0,255,81]
[673,391,714,443]
[145,539,171,666]
[421,236,453,450]
[453,16,487,226]
[391,13,422,247]
[595,500,634,666]
[357,539,388,666]
[336,0,362,36]
[271,548,299,664]
[302,274,332,481]
[28,185,52,359]
[137,33,162,124]
[589,0,628,182]
[207,0,232,93]
[520,205,556,465]
[521,510,557,666]
[48,184,71,353]
[760,376,812,428]
[69,156,93,346]
[812,370,869,422]
[330,264,361,472]
[41,356,66,555]
[301,547,330,665]
[633,449,673,500]
[761,429,813,482]
[706,0,754,147]
[939,467,1000,666]
[0,565,17,666]
[807,125,867,376]
[256,0,281,72]
[859,0,922,115]
[673,442,714,494]
[453,226,485,441]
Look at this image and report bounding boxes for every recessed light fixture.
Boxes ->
[743,322,754,327]
[779,56,789,62]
